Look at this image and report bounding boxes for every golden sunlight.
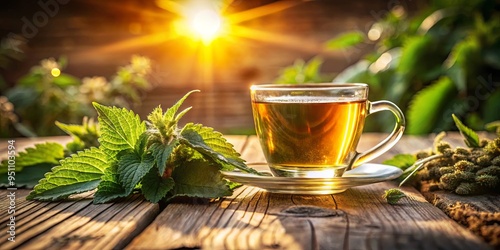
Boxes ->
[74,0,308,83]
[188,9,222,43]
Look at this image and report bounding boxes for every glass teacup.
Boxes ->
[250,83,405,178]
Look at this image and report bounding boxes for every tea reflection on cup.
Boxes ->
[250,83,405,178]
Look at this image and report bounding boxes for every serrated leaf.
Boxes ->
[180,123,259,175]
[169,159,232,200]
[150,140,178,175]
[93,103,145,158]
[407,77,455,135]
[27,147,108,201]
[1,142,63,188]
[118,151,155,194]
[135,133,149,154]
[164,90,199,121]
[183,123,241,158]
[0,163,54,188]
[0,142,64,173]
[56,121,86,137]
[452,114,480,148]
[93,164,128,204]
[55,117,100,139]
[382,154,416,170]
[326,31,365,50]
[141,167,175,203]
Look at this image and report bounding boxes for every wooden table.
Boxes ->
[0,133,498,250]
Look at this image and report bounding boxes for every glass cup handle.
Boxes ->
[353,100,406,166]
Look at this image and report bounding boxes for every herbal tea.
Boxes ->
[252,97,367,175]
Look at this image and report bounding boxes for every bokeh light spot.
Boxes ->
[51,68,61,77]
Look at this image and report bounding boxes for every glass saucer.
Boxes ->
[220,163,402,195]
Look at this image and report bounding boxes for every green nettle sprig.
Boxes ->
[0,117,100,188]
[383,114,500,204]
[24,90,258,204]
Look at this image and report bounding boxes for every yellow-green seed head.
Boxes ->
[476,155,492,167]
[439,166,455,175]
[454,147,470,156]
[439,173,461,190]
[453,160,476,172]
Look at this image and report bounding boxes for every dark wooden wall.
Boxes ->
[0,0,423,133]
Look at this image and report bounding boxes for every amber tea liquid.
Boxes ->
[252,97,367,177]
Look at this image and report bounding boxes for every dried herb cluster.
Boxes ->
[417,136,500,195]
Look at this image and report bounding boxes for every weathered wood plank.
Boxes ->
[126,182,491,249]
[419,183,500,248]
[0,191,160,250]
[125,135,491,250]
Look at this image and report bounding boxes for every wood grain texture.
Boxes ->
[1,134,497,250]
[0,191,159,250]
[126,135,492,250]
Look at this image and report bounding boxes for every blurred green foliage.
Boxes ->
[274,57,332,84]
[275,0,500,134]
[0,55,153,137]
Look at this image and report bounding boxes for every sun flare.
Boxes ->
[76,0,308,83]
[188,9,222,43]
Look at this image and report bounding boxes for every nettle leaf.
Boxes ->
[164,90,199,121]
[141,167,175,203]
[407,77,455,135]
[93,164,128,204]
[180,123,260,175]
[169,159,232,200]
[27,147,108,201]
[383,154,416,170]
[93,103,145,158]
[55,118,100,142]
[150,140,178,175]
[1,163,54,188]
[183,123,242,160]
[452,114,480,148]
[0,142,64,173]
[118,151,155,194]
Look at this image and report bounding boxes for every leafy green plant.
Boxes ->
[274,57,331,84]
[338,0,500,134]
[20,90,257,203]
[275,0,500,134]
[2,55,152,137]
[0,117,100,187]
